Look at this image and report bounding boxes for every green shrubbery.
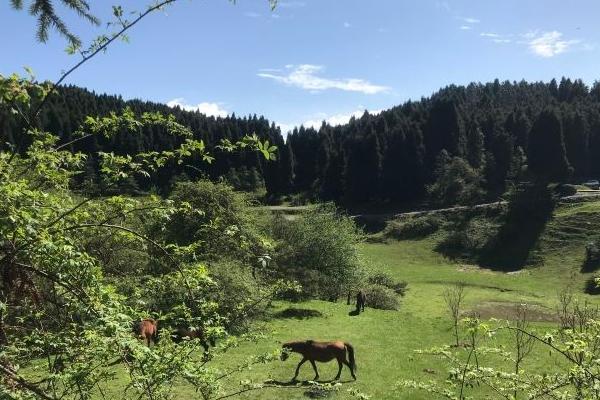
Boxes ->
[437,216,499,259]
[367,272,408,297]
[363,284,399,310]
[384,215,442,240]
[555,183,578,197]
[584,241,600,272]
[159,180,271,264]
[271,203,364,301]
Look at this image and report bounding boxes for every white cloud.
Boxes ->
[277,108,384,134]
[258,67,283,73]
[480,32,512,44]
[459,25,472,30]
[343,21,351,28]
[527,31,579,57]
[522,30,539,40]
[167,98,229,118]
[258,64,390,95]
[462,17,480,24]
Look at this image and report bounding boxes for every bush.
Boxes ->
[585,276,600,295]
[367,272,408,296]
[364,284,399,310]
[437,217,498,258]
[583,242,600,271]
[385,215,441,240]
[555,183,578,197]
[159,180,269,263]
[427,151,485,207]
[271,203,364,302]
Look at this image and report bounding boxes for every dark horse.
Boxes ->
[356,290,366,313]
[133,319,159,346]
[171,327,215,352]
[281,340,356,381]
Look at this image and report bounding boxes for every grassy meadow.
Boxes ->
[94,199,600,399]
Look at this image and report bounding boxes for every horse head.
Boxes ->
[280,343,293,361]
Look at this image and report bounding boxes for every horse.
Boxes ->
[356,290,366,313]
[281,340,356,381]
[133,319,159,346]
[171,327,215,353]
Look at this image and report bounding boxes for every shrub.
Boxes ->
[271,203,364,302]
[437,217,498,258]
[585,276,600,295]
[385,215,441,240]
[367,272,408,296]
[583,241,600,271]
[427,151,485,207]
[555,183,578,197]
[364,284,399,310]
[159,180,269,263]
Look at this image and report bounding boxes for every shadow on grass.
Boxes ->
[347,309,360,317]
[435,184,555,272]
[273,308,324,320]
[581,259,600,273]
[479,185,554,271]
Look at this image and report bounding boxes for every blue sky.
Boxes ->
[2,0,600,133]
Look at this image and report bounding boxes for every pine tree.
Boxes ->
[563,110,590,177]
[527,108,572,182]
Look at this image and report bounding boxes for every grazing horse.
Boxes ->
[356,290,366,313]
[171,327,215,352]
[281,340,356,381]
[133,319,159,346]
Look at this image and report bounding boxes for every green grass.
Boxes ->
[95,200,600,399]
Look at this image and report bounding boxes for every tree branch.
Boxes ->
[0,362,56,400]
[32,0,179,120]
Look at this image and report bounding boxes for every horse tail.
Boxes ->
[153,321,159,344]
[345,342,356,373]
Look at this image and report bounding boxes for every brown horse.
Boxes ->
[281,340,356,381]
[133,319,159,346]
[171,327,215,352]
[356,290,366,313]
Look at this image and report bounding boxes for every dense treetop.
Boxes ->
[3,77,600,204]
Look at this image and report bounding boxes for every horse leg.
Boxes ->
[335,359,343,380]
[293,358,307,381]
[309,359,319,381]
[343,359,356,380]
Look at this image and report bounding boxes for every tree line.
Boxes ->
[2,77,600,204]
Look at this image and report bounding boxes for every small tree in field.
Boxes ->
[271,203,364,301]
[512,303,534,399]
[443,282,466,347]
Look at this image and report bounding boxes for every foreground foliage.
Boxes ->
[0,72,293,399]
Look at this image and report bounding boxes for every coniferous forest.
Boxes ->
[3,77,600,205]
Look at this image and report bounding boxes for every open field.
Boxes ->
[90,200,600,399]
